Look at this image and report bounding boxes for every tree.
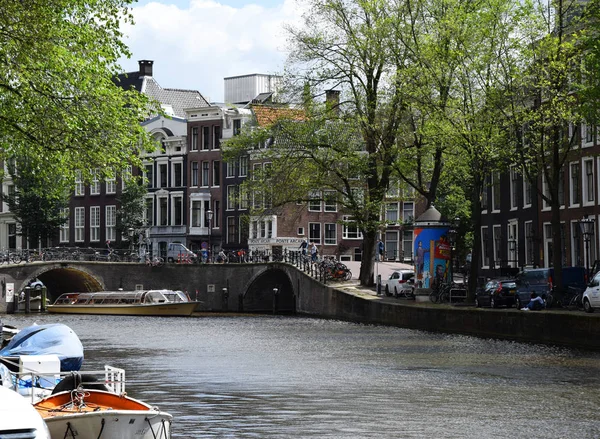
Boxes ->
[4,157,70,248]
[116,176,148,248]
[0,0,157,182]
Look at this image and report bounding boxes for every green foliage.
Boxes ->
[116,176,147,243]
[0,0,158,183]
[4,156,70,247]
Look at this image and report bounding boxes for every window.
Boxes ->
[402,202,414,223]
[106,174,116,194]
[191,162,198,187]
[570,162,581,206]
[325,223,337,245]
[90,169,100,195]
[191,200,202,227]
[213,200,220,228]
[173,196,182,225]
[492,172,501,211]
[239,156,248,177]
[402,230,413,261]
[59,208,69,243]
[106,205,116,241]
[145,164,153,188]
[239,185,249,210]
[525,221,534,266]
[342,216,362,239]
[309,222,321,244]
[510,167,519,209]
[213,161,220,187]
[90,206,100,242]
[227,216,237,244]
[481,176,489,211]
[75,207,85,242]
[227,185,236,210]
[75,171,84,196]
[122,165,132,190]
[202,161,210,187]
[227,161,236,178]
[324,191,337,212]
[233,119,241,136]
[583,123,594,147]
[542,173,550,210]
[309,191,321,211]
[583,158,594,204]
[191,127,198,151]
[481,226,489,268]
[492,225,502,267]
[145,198,153,227]
[523,178,532,207]
[507,220,518,268]
[202,126,210,150]
[159,197,168,226]
[385,231,398,260]
[213,126,221,149]
[173,162,182,187]
[386,203,398,223]
[159,163,168,188]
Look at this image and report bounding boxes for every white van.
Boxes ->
[166,243,197,263]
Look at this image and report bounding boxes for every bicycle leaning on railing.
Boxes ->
[547,286,584,310]
[429,281,464,304]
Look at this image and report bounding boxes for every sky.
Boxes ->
[119,0,304,102]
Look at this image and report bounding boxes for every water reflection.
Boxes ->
[5,314,600,438]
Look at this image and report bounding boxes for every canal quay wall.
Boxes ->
[1,261,599,350]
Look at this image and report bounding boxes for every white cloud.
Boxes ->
[119,0,303,102]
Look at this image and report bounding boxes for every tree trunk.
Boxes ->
[359,230,376,286]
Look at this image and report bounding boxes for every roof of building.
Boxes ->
[251,104,306,127]
[114,69,210,119]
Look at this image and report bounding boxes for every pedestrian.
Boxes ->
[522,292,545,311]
[377,239,384,261]
[299,239,308,256]
[311,242,318,263]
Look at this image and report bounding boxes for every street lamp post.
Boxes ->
[207,209,213,263]
[127,227,134,254]
[580,216,595,279]
[447,224,457,283]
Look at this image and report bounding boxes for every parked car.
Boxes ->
[475,278,517,308]
[385,270,415,298]
[514,267,587,309]
[582,270,600,313]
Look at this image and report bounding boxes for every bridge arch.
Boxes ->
[21,264,105,302]
[242,266,295,313]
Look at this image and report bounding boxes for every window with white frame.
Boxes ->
[510,167,519,209]
[75,207,85,242]
[492,172,501,211]
[227,185,236,210]
[145,164,153,188]
[523,177,532,207]
[583,158,594,204]
[59,208,69,243]
[159,197,168,226]
[159,163,168,188]
[308,191,321,211]
[202,126,210,150]
[582,123,595,147]
[481,226,490,268]
[386,202,398,223]
[202,161,210,187]
[570,162,581,206]
[342,216,362,239]
[227,160,236,178]
[403,202,414,223]
[122,165,132,190]
[250,220,258,239]
[106,205,116,241]
[213,126,221,149]
[524,221,533,266]
[309,222,321,244]
[227,216,237,243]
[213,161,220,187]
[172,196,183,225]
[507,220,518,267]
[402,230,413,261]
[173,162,183,187]
[90,206,100,242]
[191,162,198,187]
[239,156,248,177]
[90,169,100,195]
[385,231,398,260]
[324,191,337,212]
[145,198,153,227]
[481,176,489,211]
[492,225,502,266]
[191,127,198,151]
[106,174,116,194]
[191,200,202,227]
[544,223,553,267]
[233,119,242,136]
[324,223,336,245]
[75,171,84,196]
[239,185,248,210]
[387,183,399,198]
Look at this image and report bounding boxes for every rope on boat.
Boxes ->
[146,417,171,439]
[62,421,76,439]
[95,418,105,439]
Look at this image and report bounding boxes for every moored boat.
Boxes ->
[47,289,198,316]
[35,388,172,439]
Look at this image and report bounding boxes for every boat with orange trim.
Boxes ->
[47,289,198,316]
[34,386,172,439]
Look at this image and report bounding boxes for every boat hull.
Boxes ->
[47,301,198,316]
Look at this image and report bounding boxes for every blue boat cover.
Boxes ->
[0,323,84,371]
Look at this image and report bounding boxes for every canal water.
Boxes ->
[4,314,600,438]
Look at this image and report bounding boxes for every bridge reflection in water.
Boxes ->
[5,314,600,439]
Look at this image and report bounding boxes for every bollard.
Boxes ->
[272,288,279,315]
[24,286,31,314]
[376,275,381,295]
[41,287,47,312]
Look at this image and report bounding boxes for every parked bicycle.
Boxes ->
[145,255,164,267]
[429,281,463,304]
[547,286,584,310]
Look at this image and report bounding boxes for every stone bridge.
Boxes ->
[0,261,328,314]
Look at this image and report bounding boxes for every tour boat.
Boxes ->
[34,387,172,439]
[47,289,199,316]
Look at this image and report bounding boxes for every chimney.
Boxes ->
[325,89,340,117]
[138,60,154,77]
